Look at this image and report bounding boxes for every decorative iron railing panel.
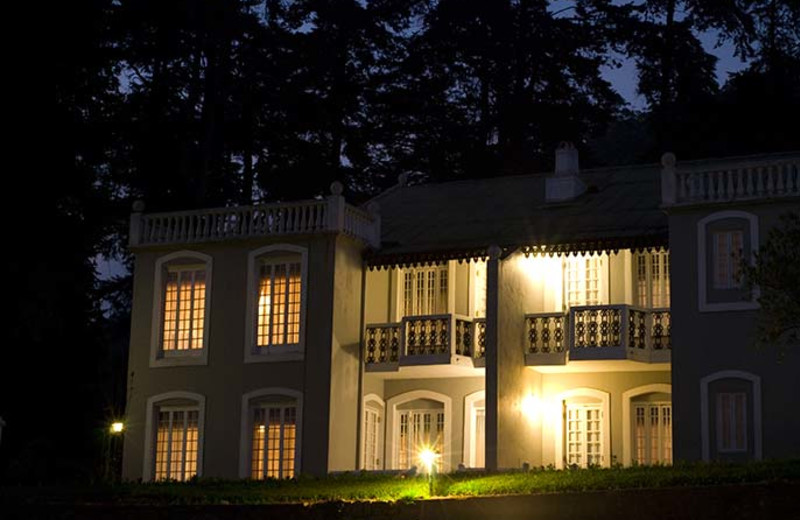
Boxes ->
[651,309,672,350]
[526,305,672,363]
[404,315,451,356]
[474,319,486,359]
[454,317,474,356]
[628,308,648,350]
[572,306,624,348]
[526,313,567,353]
[364,323,401,364]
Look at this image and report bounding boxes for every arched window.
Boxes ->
[700,370,762,461]
[245,245,308,362]
[239,388,303,479]
[150,251,212,367]
[697,211,759,312]
[622,384,672,466]
[143,391,206,481]
[386,390,452,472]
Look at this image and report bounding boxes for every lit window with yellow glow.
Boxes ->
[154,408,199,481]
[161,267,206,351]
[256,261,302,347]
[634,250,670,308]
[402,265,448,317]
[251,405,297,479]
[397,410,444,472]
[564,254,605,308]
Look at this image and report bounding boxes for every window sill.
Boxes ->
[699,300,759,313]
[151,350,208,368]
[244,345,304,364]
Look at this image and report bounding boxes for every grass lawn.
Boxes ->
[4,460,798,506]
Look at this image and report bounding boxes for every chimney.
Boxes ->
[546,142,585,202]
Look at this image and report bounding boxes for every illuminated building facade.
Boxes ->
[121,147,799,480]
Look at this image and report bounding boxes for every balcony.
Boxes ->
[525,305,671,365]
[364,315,485,372]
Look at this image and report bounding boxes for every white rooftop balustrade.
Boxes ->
[129,182,380,248]
[661,152,800,206]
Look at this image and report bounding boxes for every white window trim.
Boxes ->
[150,251,212,368]
[700,370,762,461]
[244,244,308,363]
[238,387,304,478]
[385,390,452,472]
[463,390,486,468]
[622,383,672,466]
[554,387,611,469]
[143,391,206,482]
[697,211,759,312]
[360,394,385,470]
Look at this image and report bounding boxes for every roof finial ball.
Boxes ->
[132,199,146,213]
[330,181,344,196]
[661,152,676,168]
[397,173,409,187]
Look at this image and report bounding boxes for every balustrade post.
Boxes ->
[326,181,346,233]
[367,201,381,248]
[620,306,630,349]
[660,152,677,205]
[128,200,145,247]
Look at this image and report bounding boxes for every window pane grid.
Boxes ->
[713,231,743,289]
[566,404,604,468]
[565,256,603,308]
[154,408,199,481]
[162,268,206,351]
[633,251,671,308]
[403,266,448,316]
[717,392,747,452]
[397,410,444,472]
[633,402,673,465]
[251,405,297,479]
[257,261,302,348]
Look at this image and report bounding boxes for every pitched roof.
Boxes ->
[367,162,667,267]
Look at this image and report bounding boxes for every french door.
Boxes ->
[363,407,381,470]
[565,403,604,467]
[633,403,672,464]
[397,409,445,472]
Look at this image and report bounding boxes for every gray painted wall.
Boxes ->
[669,200,800,462]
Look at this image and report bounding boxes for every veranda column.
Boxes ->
[484,244,501,471]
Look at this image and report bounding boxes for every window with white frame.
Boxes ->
[161,265,207,352]
[633,402,672,465]
[565,403,604,467]
[564,254,605,308]
[250,403,298,479]
[245,246,308,361]
[153,407,200,481]
[403,265,448,316]
[717,392,747,452]
[634,251,670,308]
[256,259,302,347]
[397,409,445,472]
[363,405,382,470]
[712,231,743,289]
